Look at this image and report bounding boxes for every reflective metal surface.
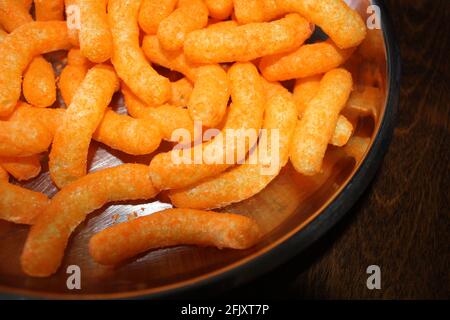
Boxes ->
[0,0,400,298]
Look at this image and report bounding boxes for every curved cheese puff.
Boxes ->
[170,78,193,108]
[290,68,353,176]
[233,0,285,24]
[108,0,171,106]
[64,0,80,46]
[0,0,33,32]
[0,114,53,157]
[79,0,112,63]
[122,83,195,142]
[21,164,159,277]
[330,116,353,147]
[184,14,313,64]
[188,65,229,127]
[59,64,88,106]
[205,0,233,20]
[0,21,71,117]
[141,34,200,82]
[0,155,41,181]
[0,178,49,225]
[34,0,64,21]
[170,87,297,209]
[22,56,56,108]
[260,40,355,81]
[49,65,119,189]
[149,62,265,190]
[89,208,261,265]
[294,76,353,147]
[138,0,177,35]
[7,101,64,136]
[157,0,208,51]
[93,109,162,155]
[276,0,366,49]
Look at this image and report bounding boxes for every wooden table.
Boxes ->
[223,0,449,299]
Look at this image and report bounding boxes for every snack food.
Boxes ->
[205,0,233,20]
[233,0,285,24]
[22,56,56,108]
[277,0,367,49]
[0,21,70,117]
[21,164,159,277]
[49,65,119,188]
[109,0,171,106]
[0,0,32,32]
[188,64,229,127]
[58,49,91,106]
[157,0,208,51]
[290,68,353,176]
[0,166,49,225]
[79,0,113,63]
[260,40,354,81]
[34,0,64,21]
[142,34,200,81]
[184,14,313,63]
[89,208,261,265]
[0,155,41,181]
[138,0,177,35]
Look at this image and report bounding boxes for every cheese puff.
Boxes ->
[142,34,200,82]
[122,83,196,142]
[64,0,80,47]
[34,0,64,21]
[170,86,297,209]
[0,177,49,225]
[22,56,56,108]
[138,0,177,35]
[184,14,313,64]
[49,65,119,188]
[8,101,64,135]
[149,62,265,190]
[188,65,229,127]
[58,49,92,106]
[108,0,171,106]
[233,0,285,24]
[290,69,353,176]
[0,21,71,117]
[93,109,162,155]
[0,0,33,32]
[20,0,32,10]
[276,0,366,49]
[260,40,355,81]
[21,164,159,277]
[0,155,41,181]
[79,0,112,63]
[170,77,193,108]
[157,0,208,51]
[89,208,261,265]
[0,115,53,157]
[293,76,353,147]
[205,0,233,20]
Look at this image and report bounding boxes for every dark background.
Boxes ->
[223,0,449,300]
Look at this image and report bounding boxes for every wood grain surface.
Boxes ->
[222,0,450,300]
